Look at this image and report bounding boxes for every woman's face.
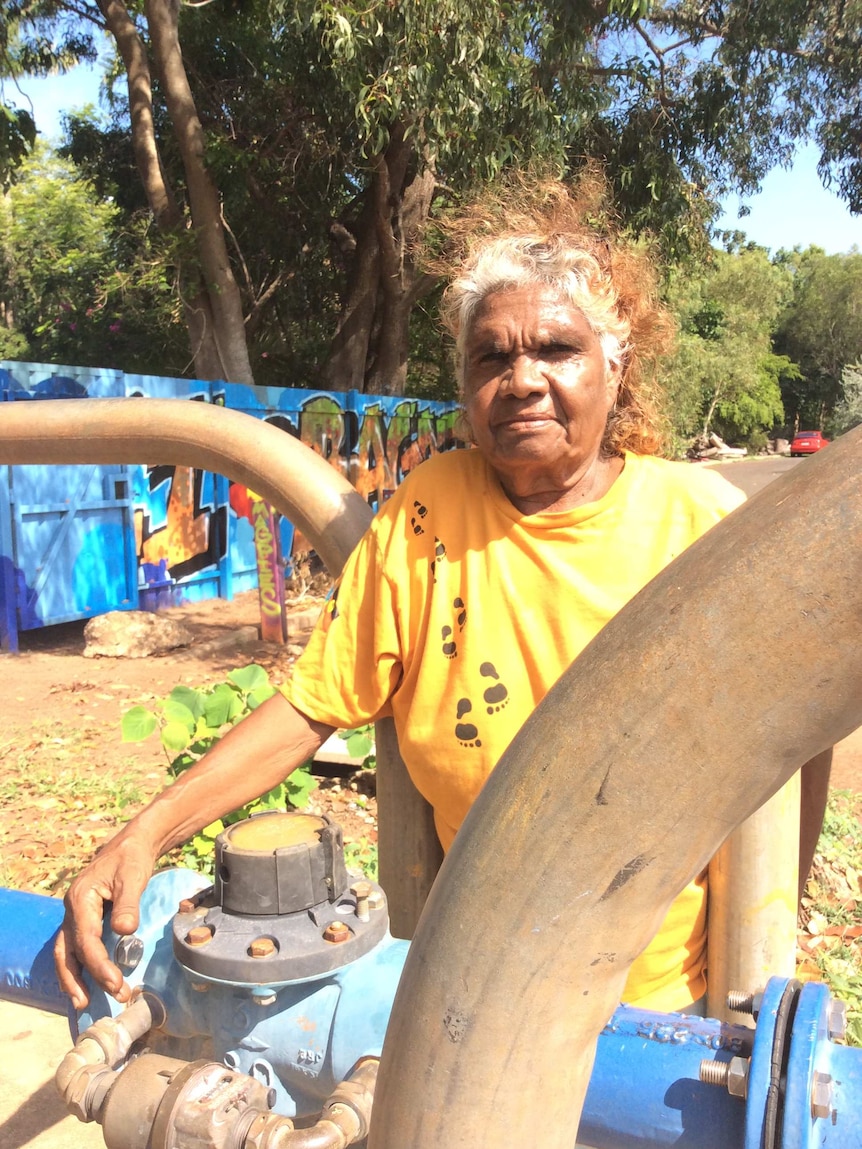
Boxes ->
[463,284,619,495]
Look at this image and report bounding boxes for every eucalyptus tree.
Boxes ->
[5,0,861,395]
[662,247,792,447]
[772,247,862,430]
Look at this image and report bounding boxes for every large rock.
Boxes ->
[83,610,194,658]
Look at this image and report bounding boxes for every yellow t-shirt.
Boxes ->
[284,449,745,1009]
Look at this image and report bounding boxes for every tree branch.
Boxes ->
[96,0,180,230]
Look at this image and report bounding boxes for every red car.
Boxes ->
[790,430,829,457]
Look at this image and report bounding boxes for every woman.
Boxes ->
[54,183,810,1015]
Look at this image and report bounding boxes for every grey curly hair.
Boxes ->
[435,176,673,457]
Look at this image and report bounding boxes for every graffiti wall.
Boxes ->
[0,361,464,650]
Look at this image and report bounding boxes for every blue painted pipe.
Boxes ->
[580,1005,749,1147]
[0,888,69,1016]
[3,883,861,1149]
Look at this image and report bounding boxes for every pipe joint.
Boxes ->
[63,1063,116,1124]
[321,1059,379,1142]
[238,1060,380,1149]
[56,994,158,1118]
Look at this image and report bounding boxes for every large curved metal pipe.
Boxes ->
[0,396,437,936]
[0,397,371,574]
[370,428,862,1148]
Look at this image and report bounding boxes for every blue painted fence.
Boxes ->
[0,361,463,651]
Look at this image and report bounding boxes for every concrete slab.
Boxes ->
[0,999,104,1149]
[314,729,374,769]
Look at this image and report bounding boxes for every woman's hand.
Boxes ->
[54,832,157,1009]
[53,694,334,1009]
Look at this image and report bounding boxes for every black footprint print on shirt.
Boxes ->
[430,537,447,581]
[442,625,457,659]
[411,499,428,535]
[454,597,466,630]
[455,698,481,747]
[480,662,509,713]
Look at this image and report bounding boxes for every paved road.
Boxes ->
[701,454,801,497]
[0,1000,104,1149]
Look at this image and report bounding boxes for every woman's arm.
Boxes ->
[54,693,334,1008]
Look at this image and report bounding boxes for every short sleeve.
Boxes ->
[281,525,403,727]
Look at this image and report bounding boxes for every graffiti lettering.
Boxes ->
[137,464,226,585]
[296,395,465,521]
[253,502,283,620]
[299,396,349,471]
[251,498,287,642]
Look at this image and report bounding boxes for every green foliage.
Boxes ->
[122,664,316,874]
[829,363,862,438]
[0,104,36,191]
[1,1,96,187]
[6,0,862,390]
[338,724,376,771]
[343,837,379,881]
[0,139,187,371]
[0,143,117,359]
[773,248,862,430]
[663,247,790,446]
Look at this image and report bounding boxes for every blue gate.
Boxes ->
[0,461,139,651]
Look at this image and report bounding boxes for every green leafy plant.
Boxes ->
[338,724,376,771]
[122,665,316,873]
[344,837,379,881]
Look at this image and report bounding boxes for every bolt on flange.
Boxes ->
[826,999,847,1042]
[350,881,372,922]
[323,921,351,944]
[251,988,278,1007]
[726,989,763,1017]
[114,935,145,971]
[811,1071,835,1120]
[249,937,277,958]
[186,925,214,946]
[699,1056,750,1099]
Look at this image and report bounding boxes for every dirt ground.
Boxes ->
[1,586,860,895]
[1,589,861,1149]
[0,589,379,898]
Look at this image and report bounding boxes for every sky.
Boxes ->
[8,65,862,257]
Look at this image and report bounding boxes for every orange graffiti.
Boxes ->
[140,467,208,567]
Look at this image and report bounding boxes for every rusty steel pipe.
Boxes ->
[0,397,372,575]
[370,427,862,1149]
[0,396,437,935]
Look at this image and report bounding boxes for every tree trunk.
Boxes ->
[98,0,252,383]
[367,149,436,396]
[318,194,381,393]
[97,0,177,230]
[320,123,437,396]
[701,387,723,438]
[144,0,254,385]
[98,0,251,384]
